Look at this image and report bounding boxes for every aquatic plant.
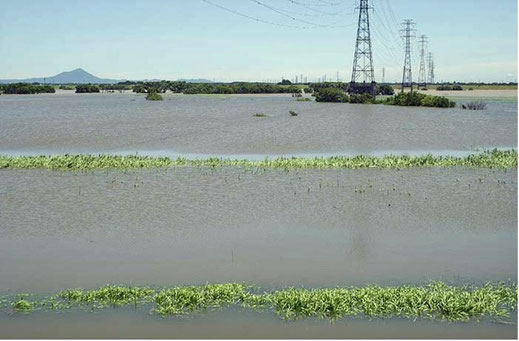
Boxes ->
[154,283,248,316]
[0,149,516,171]
[296,98,312,102]
[252,113,268,117]
[59,285,155,308]
[12,295,35,312]
[1,282,516,322]
[289,110,298,116]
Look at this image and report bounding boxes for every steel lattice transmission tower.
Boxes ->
[427,52,435,84]
[400,19,415,93]
[349,0,376,96]
[417,35,428,89]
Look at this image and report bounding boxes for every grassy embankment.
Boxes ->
[0,150,516,171]
[3,282,516,322]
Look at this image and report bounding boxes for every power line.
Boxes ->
[202,0,348,29]
[285,0,343,15]
[250,0,341,26]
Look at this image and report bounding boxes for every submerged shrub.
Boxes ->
[385,92,455,108]
[75,84,100,93]
[145,92,163,101]
[463,101,487,110]
[315,88,349,103]
[2,83,55,94]
[349,93,377,104]
[377,84,395,95]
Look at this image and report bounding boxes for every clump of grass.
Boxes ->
[296,98,312,102]
[289,110,298,116]
[59,285,155,308]
[12,295,35,312]
[252,113,268,117]
[1,282,517,322]
[154,283,248,316]
[263,282,518,321]
[0,149,516,171]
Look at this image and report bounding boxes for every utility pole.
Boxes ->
[382,67,385,84]
[401,19,415,93]
[350,0,376,96]
[427,52,435,85]
[418,34,428,89]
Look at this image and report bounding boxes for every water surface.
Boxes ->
[0,93,516,157]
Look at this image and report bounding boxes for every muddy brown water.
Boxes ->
[0,92,516,157]
[0,167,516,338]
[0,93,517,338]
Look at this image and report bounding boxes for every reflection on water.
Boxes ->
[0,93,516,156]
[0,308,516,339]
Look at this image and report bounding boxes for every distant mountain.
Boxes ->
[0,68,121,84]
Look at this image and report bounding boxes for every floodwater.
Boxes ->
[0,92,516,157]
[0,167,516,338]
[0,309,516,339]
[0,92,517,338]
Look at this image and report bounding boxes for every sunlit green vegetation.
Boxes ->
[313,88,452,107]
[0,149,516,171]
[315,87,350,103]
[252,113,268,117]
[0,83,55,94]
[2,282,516,322]
[384,92,456,108]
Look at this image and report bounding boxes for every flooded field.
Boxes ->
[0,92,517,338]
[0,167,517,338]
[0,92,516,157]
[1,309,516,339]
[0,167,516,292]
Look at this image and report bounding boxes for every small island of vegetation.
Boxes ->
[314,87,455,108]
[0,83,55,94]
[75,84,100,93]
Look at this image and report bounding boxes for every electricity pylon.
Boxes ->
[401,19,415,93]
[427,52,435,84]
[350,0,376,96]
[418,35,428,89]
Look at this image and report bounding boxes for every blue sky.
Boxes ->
[0,0,516,82]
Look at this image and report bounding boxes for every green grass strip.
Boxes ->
[2,282,516,322]
[0,149,516,170]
